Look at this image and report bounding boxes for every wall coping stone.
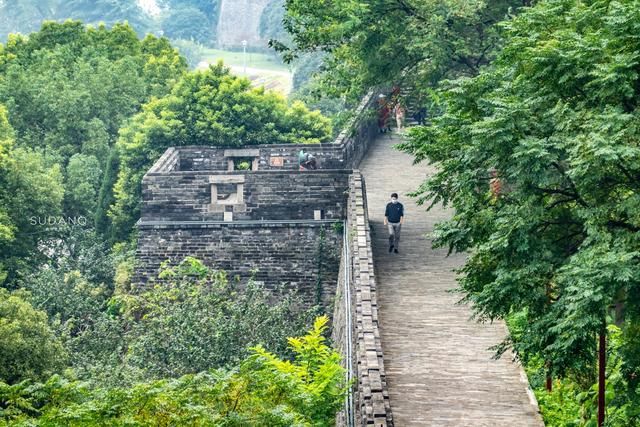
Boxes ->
[145,168,355,177]
[208,175,246,184]
[137,219,341,229]
[347,172,393,426]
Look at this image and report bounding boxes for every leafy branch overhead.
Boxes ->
[274,0,530,99]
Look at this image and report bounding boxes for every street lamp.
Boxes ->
[241,40,248,75]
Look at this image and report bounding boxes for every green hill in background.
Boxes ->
[0,0,227,45]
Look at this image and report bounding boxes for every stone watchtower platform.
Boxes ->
[134,94,378,308]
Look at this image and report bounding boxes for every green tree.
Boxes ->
[0,316,346,426]
[161,6,212,44]
[65,154,102,219]
[398,0,640,423]
[165,0,221,45]
[0,289,67,384]
[118,257,317,380]
[275,0,532,100]
[0,21,187,243]
[0,105,64,285]
[110,62,331,240]
[0,0,154,42]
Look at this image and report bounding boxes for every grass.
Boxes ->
[200,48,291,72]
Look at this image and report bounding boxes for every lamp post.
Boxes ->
[242,40,248,75]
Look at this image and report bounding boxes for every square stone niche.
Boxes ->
[209,175,247,215]
[224,149,260,171]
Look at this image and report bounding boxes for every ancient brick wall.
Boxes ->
[332,172,393,426]
[134,221,342,308]
[133,91,394,425]
[140,170,351,222]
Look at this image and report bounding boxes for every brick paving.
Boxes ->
[359,132,544,426]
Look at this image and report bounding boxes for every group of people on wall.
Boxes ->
[299,87,431,171]
[377,86,428,133]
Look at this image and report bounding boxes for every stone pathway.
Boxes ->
[359,132,544,426]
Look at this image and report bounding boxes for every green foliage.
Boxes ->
[110,62,332,239]
[235,159,252,170]
[0,21,186,154]
[398,0,640,423]
[0,316,345,426]
[171,39,206,69]
[65,154,102,218]
[276,0,530,100]
[245,316,347,425]
[0,289,67,384]
[17,230,132,385]
[0,21,188,261]
[0,105,64,284]
[119,257,318,380]
[18,254,319,389]
[93,146,119,240]
[163,0,221,46]
[0,0,154,43]
[161,6,212,45]
[514,323,640,426]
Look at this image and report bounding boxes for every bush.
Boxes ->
[0,289,67,384]
[119,257,318,380]
[0,316,346,426]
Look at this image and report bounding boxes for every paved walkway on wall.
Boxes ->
[359,132,544,426]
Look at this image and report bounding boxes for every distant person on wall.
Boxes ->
[378,94,390,133]
[394,101,406,132]
[414,106,427,125]
[384,193,404,254]
[298,149,317,170]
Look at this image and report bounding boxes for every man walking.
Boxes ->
[384,193,404,254]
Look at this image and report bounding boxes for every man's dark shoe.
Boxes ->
[389,245,394,253]
[394,248,399,254]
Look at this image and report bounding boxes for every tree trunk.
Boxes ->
[598,331,606,427]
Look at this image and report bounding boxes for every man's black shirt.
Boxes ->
[385,202,404,223]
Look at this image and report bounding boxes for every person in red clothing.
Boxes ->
[378,95,390,133]
[489,168,503,200]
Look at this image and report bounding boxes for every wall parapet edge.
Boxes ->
[334,172,393,427]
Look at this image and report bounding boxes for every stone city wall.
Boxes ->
[150,91,378,174]
[134,221,342,309]
[140,170,351,222]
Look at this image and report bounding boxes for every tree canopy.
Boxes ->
[0,0,153,42]
[0,105,64,285]
[0,316,346,426]
[398,0,640,423]
[274,0,533,100]
[0,288,67,384]
[0,21,187,282]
